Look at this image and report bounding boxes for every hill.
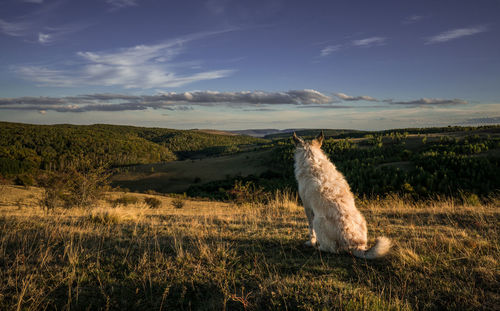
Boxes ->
[1,185,498,310]
[0,122,267,178]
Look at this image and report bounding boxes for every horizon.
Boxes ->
[1,0,499,130]
[2,120,495,134]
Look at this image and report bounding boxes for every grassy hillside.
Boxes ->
[1,186,498,310]
[112,149,274,193]
[0,122,266,178]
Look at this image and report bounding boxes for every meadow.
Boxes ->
[1,185,498,310]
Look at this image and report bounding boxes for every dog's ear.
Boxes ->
[314,130,324,147]
[292,132,304,146]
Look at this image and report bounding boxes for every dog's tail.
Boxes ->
[351,236,391,260]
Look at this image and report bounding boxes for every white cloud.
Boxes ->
[425,26,487,44]
[38,32,51,43]
[320,44,341,57]
[17,31,237,88]
[335,92,378,101]
[351,37,386,47]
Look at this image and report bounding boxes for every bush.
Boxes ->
[37,171,65,212]
[112,195,139,207]
[14,174,34,187]
[61,157,110,208]
[171,195,185,209]
[144,197,162,209]
[461,192,481,206]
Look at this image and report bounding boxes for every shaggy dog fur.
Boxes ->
[293,131,391,259]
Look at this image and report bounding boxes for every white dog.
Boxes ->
[293,131,391,259]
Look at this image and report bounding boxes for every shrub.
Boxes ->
[227,180,268,205]
[144,197,162,209]
[112,195,139,207]
[171,195,185,209]
[461,192,481,206]
[14,174,34,187]
[37,171,65,212]
[86,211,120,225]
[62,157,110,208]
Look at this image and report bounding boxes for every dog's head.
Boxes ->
[292,130,324,149]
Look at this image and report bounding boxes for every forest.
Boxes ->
[0,122,265,178]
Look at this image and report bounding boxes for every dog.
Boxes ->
[293,131,391,259]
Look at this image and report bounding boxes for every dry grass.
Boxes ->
[0,185,499,310]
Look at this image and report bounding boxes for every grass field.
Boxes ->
[111,149,273,193]
[1,185,499,310]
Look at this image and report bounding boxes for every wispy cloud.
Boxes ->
[0,19,30,37]
[335,92,378,102]
[425,25,487,44]
[106,0,138,9]
[320,44,342,57]
[351,36,386,47]
[319,36,385,56]
[0,89,334,112]
[403,14,425,24]
[0,2,89,44]
[16,30,237,88]
[389,98,468,106]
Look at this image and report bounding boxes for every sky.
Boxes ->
[0,0,499,130]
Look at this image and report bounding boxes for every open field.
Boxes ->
[111,149,273,193]
[1,185,499,310]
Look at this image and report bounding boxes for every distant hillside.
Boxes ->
[0,122,267,177]
[229,129,306,137]
[263,129,366,139]
[262,126,500,140]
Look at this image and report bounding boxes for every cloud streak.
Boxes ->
[389,98,468,107]
[351,36,386,47]
[320,44,342,56]
[0,2,89,44]
[335,92,378,102]
[106,0,138,9]
[0,91,469,113]
[16,30,237,88]
[403,15,425,24]
[0,89,334,112]
[426,26,487,44]
[320,36,386,56]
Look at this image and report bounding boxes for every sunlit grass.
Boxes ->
[0,185,498,310]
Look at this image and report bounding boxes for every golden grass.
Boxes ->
[0,185,499,310]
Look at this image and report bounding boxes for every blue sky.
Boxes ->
[0,0,499,130]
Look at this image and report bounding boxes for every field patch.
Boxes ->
[111,149,273,193]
